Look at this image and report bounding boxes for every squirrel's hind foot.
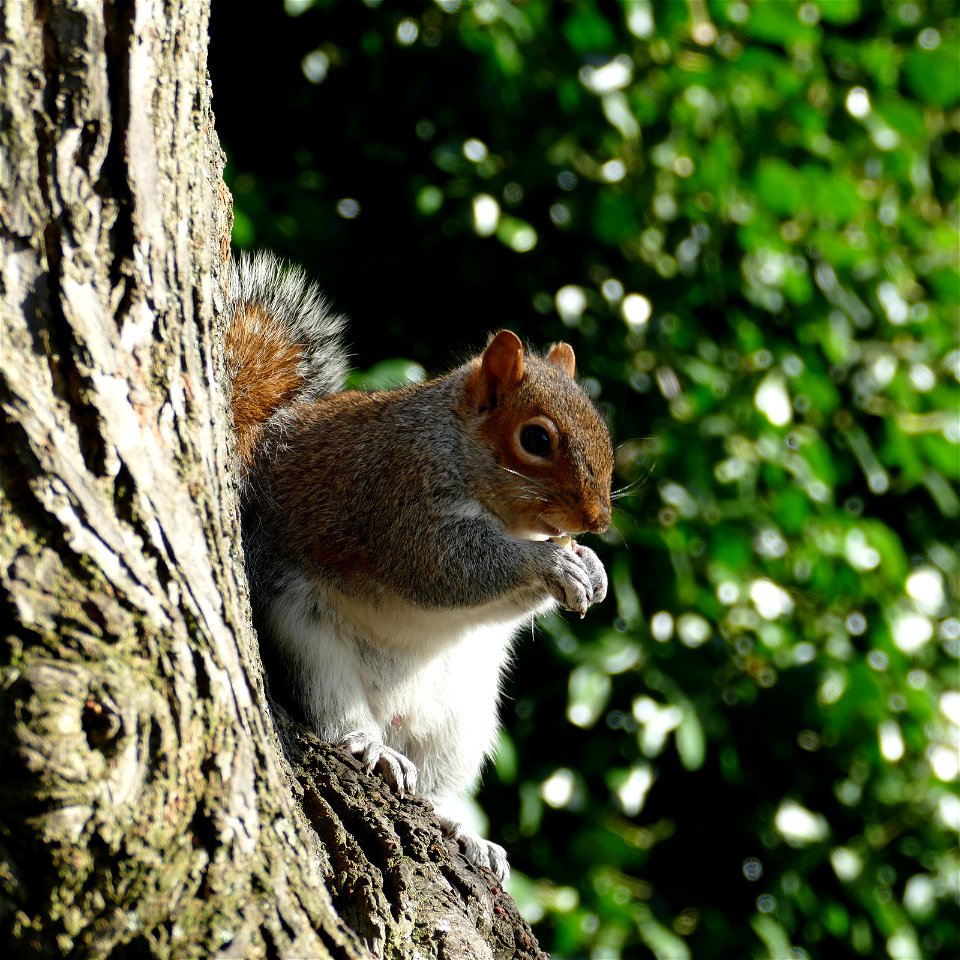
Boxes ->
[339,731,418,795]
[438,815,510,884]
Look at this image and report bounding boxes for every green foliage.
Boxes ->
[211,0,959,956]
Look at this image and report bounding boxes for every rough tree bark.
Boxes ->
[0,3,545,958]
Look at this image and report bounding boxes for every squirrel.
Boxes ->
[225,251,613,882]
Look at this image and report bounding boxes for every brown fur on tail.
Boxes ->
[226,302,306,468]
[225,252,349,474]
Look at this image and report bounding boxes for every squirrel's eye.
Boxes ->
[520,424,552,456]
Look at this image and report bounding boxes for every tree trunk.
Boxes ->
[0,3,545,958]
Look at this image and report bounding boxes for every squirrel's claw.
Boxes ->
[573,542,608,606]
[339,731,419,795]
[547,543,604,616]
[438,816,510,884]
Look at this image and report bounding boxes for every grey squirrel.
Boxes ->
[226,251,613,882]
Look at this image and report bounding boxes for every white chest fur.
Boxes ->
[265,572,545,799]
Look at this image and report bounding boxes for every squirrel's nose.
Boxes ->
[586,502,611,533]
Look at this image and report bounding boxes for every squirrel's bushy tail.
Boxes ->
[226,251,348,471]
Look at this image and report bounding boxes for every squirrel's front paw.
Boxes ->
[573,542,607,605]
[339,731,418,795]
[544,544,605,617]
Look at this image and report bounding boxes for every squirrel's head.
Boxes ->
[462,330,613,541]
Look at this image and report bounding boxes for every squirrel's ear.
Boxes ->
[471,330,524,410]
[547,342,576,379]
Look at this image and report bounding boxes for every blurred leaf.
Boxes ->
[344,358,425,390]
[562,3,616,53]
[817,0,861,25]
[744,4,817,45]
[493,729,518,783]
[751,914,795,959]
[675,702,705,771]
[636,905,691,960]
[755,158,806,217]
[904,45,960,107]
